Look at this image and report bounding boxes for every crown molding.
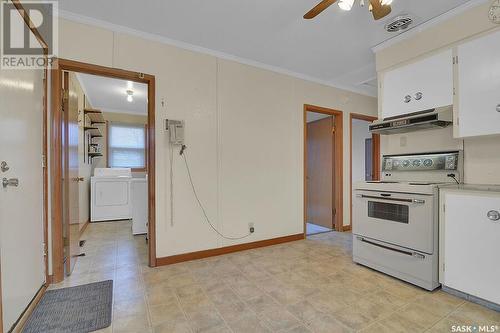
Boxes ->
[56,9,377,97]
[372,0,490,53]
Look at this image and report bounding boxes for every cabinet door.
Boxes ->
[457,30,500,137]
[381,50,453,119]
[443,191,500,304]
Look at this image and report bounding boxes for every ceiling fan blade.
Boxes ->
[303,0,338,19]
[369,0,391,20]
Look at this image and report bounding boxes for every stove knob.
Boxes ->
[412,160,421,167]
[402,160,410,167]
[423,159,433,167]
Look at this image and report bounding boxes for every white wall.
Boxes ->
[375,3,500,186]
[57,18,377,258]
[351,119,372,183]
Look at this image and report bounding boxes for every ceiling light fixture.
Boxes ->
[338,0,355,11]
[126,89,134,102]
[381,0,393,5]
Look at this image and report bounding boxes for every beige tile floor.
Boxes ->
[50,221,500,333]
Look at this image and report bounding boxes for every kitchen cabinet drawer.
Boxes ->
[442,190,500,305]
[381,50,453,119]
[456,29,500,138]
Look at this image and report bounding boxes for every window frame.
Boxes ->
[106,121,148,172]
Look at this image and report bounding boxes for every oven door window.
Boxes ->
[368,201,409,224]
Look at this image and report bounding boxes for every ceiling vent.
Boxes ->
[385,15,413,33]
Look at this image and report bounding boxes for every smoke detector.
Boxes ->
[385,15,413,32]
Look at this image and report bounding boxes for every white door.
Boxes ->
[0,67,46,331]
[443,191,500,304]
[381,49,453,119]
[456,29,500,137]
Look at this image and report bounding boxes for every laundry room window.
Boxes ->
[108,122,146,170]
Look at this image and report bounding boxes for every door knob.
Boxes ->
[0,161,9,173]
[496,104,500,112]
[2,177,19,188]
[487,210,500,221]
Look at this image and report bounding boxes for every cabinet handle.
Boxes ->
[496,104,500,112]
[404,95,412,103]
[415,92,423,101]
[487,210,500,221]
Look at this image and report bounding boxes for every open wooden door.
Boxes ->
[62,71,80,275]
[306,116,334,229]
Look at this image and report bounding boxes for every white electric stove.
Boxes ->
[352,151,463,290]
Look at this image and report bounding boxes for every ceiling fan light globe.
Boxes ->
[338,0,355,11]
[381,0,393,5]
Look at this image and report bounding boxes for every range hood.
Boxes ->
[370,106,453,135]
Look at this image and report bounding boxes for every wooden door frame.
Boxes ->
[303,104,344,235]
[50,58,156,283]
[349,113,380,231]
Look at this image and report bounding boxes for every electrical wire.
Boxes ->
[181,149,252,240]
[169,142,174,226]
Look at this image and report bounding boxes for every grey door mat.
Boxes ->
[22,280,113,333]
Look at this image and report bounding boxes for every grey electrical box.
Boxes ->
[165,119,185,145]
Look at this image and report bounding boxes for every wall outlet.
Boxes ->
[249,222,255,234]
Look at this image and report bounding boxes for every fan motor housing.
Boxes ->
[385,15,413,32]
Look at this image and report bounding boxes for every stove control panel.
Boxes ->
[383,152,459,172]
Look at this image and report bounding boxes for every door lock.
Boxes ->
[2,177,19,188]
[0,161,9,173]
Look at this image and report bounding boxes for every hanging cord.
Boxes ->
[169,143,175,226]
[180,146,252,240]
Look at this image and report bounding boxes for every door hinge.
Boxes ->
[456,117,459,126]
[42,154,47,168]
[42,242,47,256]
[62,89,69,102]
[443,204,446,213]
[332,208,337,216]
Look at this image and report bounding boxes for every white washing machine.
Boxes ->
[131,176,148,235]
[91,168,132,222]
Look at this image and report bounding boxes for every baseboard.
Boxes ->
[157,233,305,266]
[11,284,47,333]
[343,225,352,232]
[79,219,90,237]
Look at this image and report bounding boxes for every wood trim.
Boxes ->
[50,58,157,282]
[10,285,47,333]
[343,225,352,232]
[157,234,304,266]
[51,59,64,283]
[349,113,380,230]
[304,104,344,235]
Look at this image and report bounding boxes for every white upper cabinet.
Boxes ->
[381,50,454,119]
[456,29,500,138]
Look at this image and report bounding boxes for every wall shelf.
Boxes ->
[88,152,103,158]
[84,108,105,125]
[84,126,102,138]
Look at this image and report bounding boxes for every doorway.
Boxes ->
[349,113,380,230]
[51,59,156,283]
[303,104,343,236]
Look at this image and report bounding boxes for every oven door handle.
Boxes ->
[356,236,426,259]
[356,194,425,204]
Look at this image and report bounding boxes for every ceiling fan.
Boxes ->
[304,0,393,21]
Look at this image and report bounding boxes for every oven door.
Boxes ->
[352,190,435,254]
